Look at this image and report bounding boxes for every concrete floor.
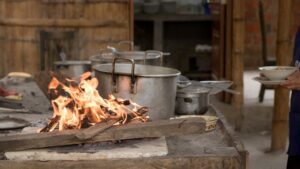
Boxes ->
[214,70,287,169]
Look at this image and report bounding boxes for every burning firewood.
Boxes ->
[40,72,149,133]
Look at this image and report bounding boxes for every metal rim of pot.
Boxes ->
[54,60,91,65]
[93,57,180,94]
[90,49,164,66]
[93,60,180,78]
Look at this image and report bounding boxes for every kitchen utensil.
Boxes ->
[0,116,29,130]
[93,58,181,120]
[176,83,210,115]
[176,75,191,88]
[259,66,297,80]
[54,60,91,77]
[197,81,239,95]
[253,76,285,85]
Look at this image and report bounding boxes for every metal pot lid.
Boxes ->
[93,63,180,77]
[90,51,161,61]
[54,60,91,65]
[177,81,210,95]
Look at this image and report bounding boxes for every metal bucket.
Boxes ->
[93,58,180,120]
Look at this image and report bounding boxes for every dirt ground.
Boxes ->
[214,70,287,169]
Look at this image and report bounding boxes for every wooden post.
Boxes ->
[271,0,293,151]
[231,0,245,130]
[129,0,134,41]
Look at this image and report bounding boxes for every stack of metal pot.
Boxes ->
[90,42,178,120]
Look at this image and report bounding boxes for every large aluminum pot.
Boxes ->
[90,50,163,67]
[54,60,91,77]
[93,58,181,120]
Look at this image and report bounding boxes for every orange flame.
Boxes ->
[42,72,148,132]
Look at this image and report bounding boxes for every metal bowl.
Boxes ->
[259,66,297,80]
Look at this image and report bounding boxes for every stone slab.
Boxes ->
[5,137,168,161]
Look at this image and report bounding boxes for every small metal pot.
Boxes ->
[90,50,163,67]
[54,60,91,77]
[93,58,181,120]
[175,84,210,115]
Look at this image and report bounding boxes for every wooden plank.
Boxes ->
[0,18,127,28]
[75,119,119,140]
[271,0,293,152]
[0,118,208,152]
[0,0,132,77]
[42,0,129,3]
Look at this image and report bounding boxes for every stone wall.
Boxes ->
[244,0,278,69]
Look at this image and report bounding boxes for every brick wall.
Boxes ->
[244,0,300,69]
[244,0,278,69]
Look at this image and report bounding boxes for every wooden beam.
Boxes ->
[224,0,233,103]
[129,0,134,42]
[41,0,129,3]
[0,19,127,28]
[231,0,245,131]
[272,0,293,151]
[75,119,119,140]
[0,118,209,152]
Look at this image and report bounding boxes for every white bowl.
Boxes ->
[259,66,298,80]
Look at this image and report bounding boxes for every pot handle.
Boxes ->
[112,57,136,94]
[145,50,163,66]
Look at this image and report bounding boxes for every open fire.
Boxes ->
[40,72,149,133]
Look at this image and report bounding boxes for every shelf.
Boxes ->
[135,14,213,22]
[183,71,212,80]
